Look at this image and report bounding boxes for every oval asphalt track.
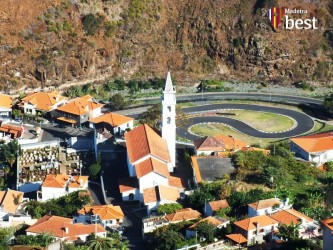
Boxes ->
[177,104,314,140]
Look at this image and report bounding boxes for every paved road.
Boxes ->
[177,104,314,139]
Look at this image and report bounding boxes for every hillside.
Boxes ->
[0,0,333,92]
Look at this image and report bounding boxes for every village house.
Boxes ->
[270,209,321,239]
[26,215,106,243]
[204,199,230,217]
[321,218,333,250]
[143,208,201,233]
[19,91,67,115]
[233,215,279,246]
[290,132,333,166]
[0,189,24,220]
[225,233,247,246]
[193,134,247,156]
[0,94,12,118]
[89,112,134,137]
[186,216,230,239]
[248,198,292,217]
[37,174,88,202]
[76,204,124,229]
[0,121,24,139]
[53,95,103,127]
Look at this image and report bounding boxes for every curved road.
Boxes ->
[177,104,314,140]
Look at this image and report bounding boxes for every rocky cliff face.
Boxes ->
[0,0,332,92]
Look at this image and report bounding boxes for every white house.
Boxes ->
[20,91,67,115]
[0,189,24,221]
[270,209,321,239]
[204,199,230,217]
[248,198,291,217]
[186,216,230,239]
[76,204,124,229]
[37,174,88,201]
[234,215,279,246]
[89,112,133,136]
[0,94,12,118]
[26,215,106,243]
[290,132,333,166]
[322,218,333,250]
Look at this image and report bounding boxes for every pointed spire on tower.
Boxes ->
[164,71,175,92]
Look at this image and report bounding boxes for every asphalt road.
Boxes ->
[177,104,314,139]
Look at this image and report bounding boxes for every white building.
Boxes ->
[26,215,106,243]
[0,189,24,221]
[322,218,333,250]
[0,94,12,118]
[37,174,88,201]
[290,132,333,166]
[248,198,291,217]
[161,72,176,169]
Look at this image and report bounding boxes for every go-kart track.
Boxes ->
[176,104,315,140]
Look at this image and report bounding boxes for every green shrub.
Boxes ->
[82,13,104,35]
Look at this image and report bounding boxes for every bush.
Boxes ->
[157,203,183,215]
[82,13,104,35]
[89,163,101,178]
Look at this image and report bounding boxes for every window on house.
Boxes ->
[259,228,264,233]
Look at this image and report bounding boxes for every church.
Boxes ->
[119,72,184,215]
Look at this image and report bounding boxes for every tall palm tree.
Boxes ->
[88,236,114,250]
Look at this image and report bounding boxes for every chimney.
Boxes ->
[256,222,260,235]
[85,105,89,111]
[80,179,83,188]
[64,226,69,234]
[285,197,290,206]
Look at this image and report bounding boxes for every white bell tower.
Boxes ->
[161,72,176,170]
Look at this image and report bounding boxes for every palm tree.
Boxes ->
[3,166,10,180]
[88,236,114,250]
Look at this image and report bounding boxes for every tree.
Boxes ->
[157,203,183,215]
[88,236,114,250]
[89,163,101,179]
[114,79,125,90]
[324,93,333,114]
[195,221,216,243]
[138,104,161,129]
[215,207,231,218]
[109,94,127,111]
[149,228,186,250]
[0,227,15,246]
[15,233,54,247]
[277,222,300,241]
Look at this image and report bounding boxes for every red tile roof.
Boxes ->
[41,174,88,188]
[125,124,170,164]
[291,132,333,153]
[78,205,124,220]
[0,189,24,213]
[194,135,247,152]
[143,185,180,204]
[26,215,105,238]
[118,177,138,193]
[234,215,279,231]
[248,198,281,210]
[322,218,333,231]
[135,158,170,178]
[22,91,66,111]
[90,112,133,127]
[208,199,229,211]
[270,209,313,225]
[165,208,201,222]
[226,234,247,244]
[0,94,12,109]
[191,156,202,183]
[168,176,185,189]
[188,216,227,230]
[56,95,103,116]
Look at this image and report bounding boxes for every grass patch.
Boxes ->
[217,110,295,132]
[309,120,333,134]
[190,123,285,148]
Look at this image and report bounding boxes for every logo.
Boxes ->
[268,7,286,30]
[268,7,318,30]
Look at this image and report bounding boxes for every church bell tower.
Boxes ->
[161,72,176,170]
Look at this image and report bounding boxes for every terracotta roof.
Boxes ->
[191,156,202,183]
[135,158,170,178]
[322,218,333,231]
[90,112,133,127]
[125,124,170,164]
[165,208,201,222]
[118,177,138,193]
[0,94,12,109]
[208,199,229,211]
[56,95,103,116]
[0,189,24,213]
[270,209,313,225]
[234,215,279,231]
[189,216,228,230]
[143,185,180,204]
[22,91,66,111]
[226,234,247,244]
[248,198,281,210]
[26,215,105,238]
[78,205,124,220]
[168,176,185,189]
[41,174,88,188]
[194,135,247,152]
[291,132,333,153]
